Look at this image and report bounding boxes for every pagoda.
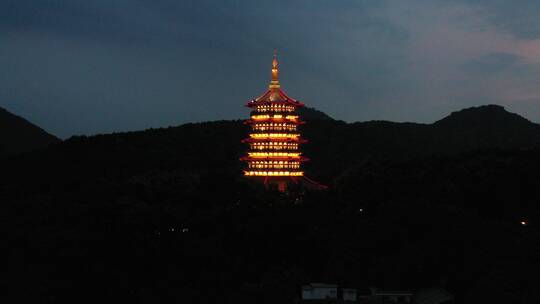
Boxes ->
[241,52,316,192]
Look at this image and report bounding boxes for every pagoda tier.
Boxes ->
[241,52,308,187]
[246,90,305,108]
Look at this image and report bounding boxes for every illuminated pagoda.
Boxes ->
[241,52,323,192]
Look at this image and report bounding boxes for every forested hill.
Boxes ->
[3,104,540,303]
[0,106,59,156]
[297,106,335,121]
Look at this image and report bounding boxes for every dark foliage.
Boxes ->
[297,106,335,121]
[2,105,540,303]
[0,106,59,157]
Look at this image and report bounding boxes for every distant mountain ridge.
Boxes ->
[435,104,533,127]
[431,104,540,153]
[297,106,334,121]
[2,103,536,183]
[2,103,537,161]
[0,106,59,156]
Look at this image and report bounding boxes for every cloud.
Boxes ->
[2,0,540,137]
[452,0,540,39]
[462,53,520,75]
[368,0,540,120]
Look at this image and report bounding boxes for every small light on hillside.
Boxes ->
[520,220,528,226]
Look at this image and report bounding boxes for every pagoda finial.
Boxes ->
[269,49,280,89]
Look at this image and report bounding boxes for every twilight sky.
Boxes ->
[3,0,540,138]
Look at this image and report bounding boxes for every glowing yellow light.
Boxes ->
[248,152,301,158]
[251,114,298,120]
[244,171,304,176]
[256,104,295,113]
[251,115,270,120]
[250,133,299,139]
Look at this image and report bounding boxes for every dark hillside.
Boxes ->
[432,105,540,152]
[3,105,540,303]
[297,106,335,121]
[0,106,59,156]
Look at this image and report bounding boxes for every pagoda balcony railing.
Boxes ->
[247,166,301,169]
[252,110,296,114]
[247,129,301,134]
[244,119,305,125]
[251,108,297,115]
[249,148,300,152]
[243,171,304,177]
[249,114,300,120]
[251,128,298,132]
[240,156,309,162]
[248,133,301,139]
[241,137,308,143]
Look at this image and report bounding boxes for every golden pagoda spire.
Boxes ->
[269,49,280,89]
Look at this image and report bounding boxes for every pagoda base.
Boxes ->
[250,176,327,192]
